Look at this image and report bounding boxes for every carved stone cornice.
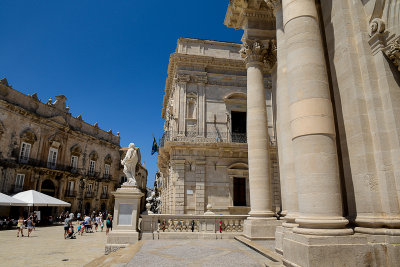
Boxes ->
[225,0,275,30]
[384,39,400,71]
[174,73,191,84]
[240,39,277,69]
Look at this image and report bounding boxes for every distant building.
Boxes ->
[0,78,146,217]
[157,38,280,215]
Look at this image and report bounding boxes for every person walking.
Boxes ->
[26,216,34,237]
[64,216,71,239]
[17,216,24,237]
[106,214,112,235]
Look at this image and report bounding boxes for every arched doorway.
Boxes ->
[101,202,106,212]
[41,179,56,197]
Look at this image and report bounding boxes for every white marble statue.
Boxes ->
[121,143,138,186]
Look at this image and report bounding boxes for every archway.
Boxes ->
[41,179,56,197]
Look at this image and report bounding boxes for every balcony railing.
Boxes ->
[100,193,108,199]
[64,190,77,198]
[160,131,247,147]
[85,170,100,179]
[17,158,83,174]
[102,174,112,182]
[85,192,94,198]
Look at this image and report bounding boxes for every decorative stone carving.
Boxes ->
[104,154,112,164]
[240,39,268,64]
[384,39,400,71]
[70,144,82,156]
[0,78,9,96]
[265,0,281,11]
[20,129,37,144]
[175,73,191,83]
[121,143,139,186]
[240,39,276,69]
[369,18,386,37]
[193,75,208,84]
[89,151,98,161]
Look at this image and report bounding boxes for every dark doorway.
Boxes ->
[101,203,106,212]
[85,202,91,215]
[231,111,246,143]
[41,179,55,197]
[233,177,246,206]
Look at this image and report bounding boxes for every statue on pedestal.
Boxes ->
[121,143,138,186]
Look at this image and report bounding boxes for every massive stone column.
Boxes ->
[240,39,281,239]
[282,0,352,236]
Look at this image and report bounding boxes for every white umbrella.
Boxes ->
[12,190,71,207]
[0,192,29,206]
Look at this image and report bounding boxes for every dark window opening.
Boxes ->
[233,177,246,206]
[231,111,246,143]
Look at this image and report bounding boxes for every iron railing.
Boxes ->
[160,131,247,147]
[64,190,77,197]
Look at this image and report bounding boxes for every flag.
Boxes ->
[151,135,159,155]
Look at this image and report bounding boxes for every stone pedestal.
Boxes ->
[243,218,282,240]
[105,184,144,254]
[282,231,400,267]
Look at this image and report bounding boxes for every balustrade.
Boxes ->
[141,214,247,234]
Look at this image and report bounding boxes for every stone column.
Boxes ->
[268,0,298,226]
[282,0,351,236]
[240,39,281,239]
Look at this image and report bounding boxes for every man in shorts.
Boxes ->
[64,217,71,239]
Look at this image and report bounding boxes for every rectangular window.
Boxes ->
[68,181,74,191]
[87,183,93,193]
[19,142,31,163]
[103,185,107,194]
[89,160,96,175]
[15,174,25,190]
[233,177,246,206]
[104,164,110,177]
[47,147,58,169]
[71,156,78,169]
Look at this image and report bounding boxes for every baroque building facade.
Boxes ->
[222,0,400,266]
[0,78,147,217]
[157,37,281,215]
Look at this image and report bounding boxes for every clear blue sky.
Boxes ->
[0,1,243,188]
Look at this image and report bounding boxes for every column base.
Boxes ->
[243,217,282,240]
[282,231,400,267]
[105,230,139,255]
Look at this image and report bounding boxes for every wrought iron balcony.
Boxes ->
[85,192,94,198]
[64,190,77,198]
[17,158,83,175]
[9,184,30,194]
[102,174,112,182]
[160,131,247,147]
[100,193,108,199]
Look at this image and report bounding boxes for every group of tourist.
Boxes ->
[16,213,38,238]
[63,211,113,239]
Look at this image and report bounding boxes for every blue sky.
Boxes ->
[0,1,243,187]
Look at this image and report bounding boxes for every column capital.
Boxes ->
[265,0,282,15]
[384,38,400,71]
[240,39,277,70]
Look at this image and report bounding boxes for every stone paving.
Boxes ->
[127,240,268,267]
[0,223,107,267]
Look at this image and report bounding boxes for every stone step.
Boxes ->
[234,235,284,267]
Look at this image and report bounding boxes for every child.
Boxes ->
[77,222,82,235]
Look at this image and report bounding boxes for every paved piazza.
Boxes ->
[0,224,107,267]
[127,240,268,267]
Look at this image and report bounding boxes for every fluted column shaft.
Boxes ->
[282,0,352,235]
[241,40,274,218]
